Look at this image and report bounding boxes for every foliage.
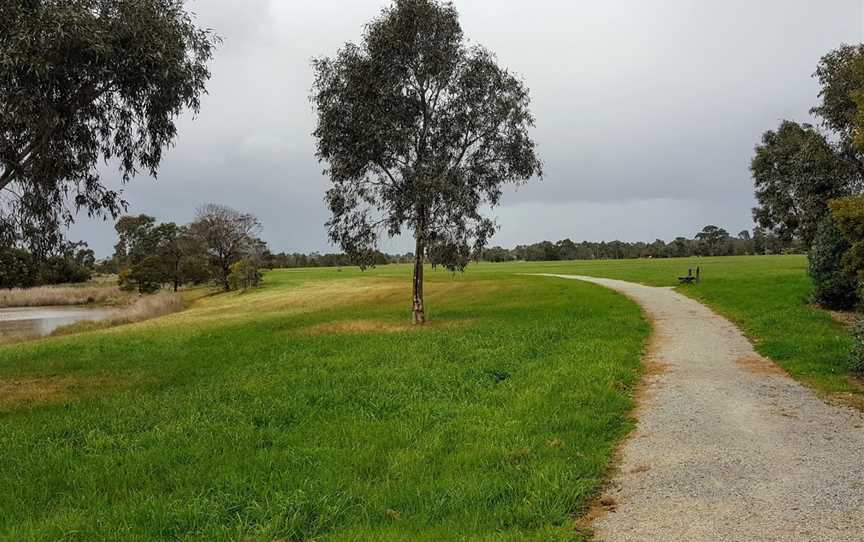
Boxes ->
[227,259,262,291]
[311,0,542,322]
[263,250,407,269]
[0,0,217,254]
[695,225,731,256]
[811,44,864,156]
[828,195,864,283]
[851,315,864,375]
[751,121,856,247]
[0,242,94,289]
[188,204,263,291]
[114,215,210,293]
[480,226,787,262]
[808,216,858,310]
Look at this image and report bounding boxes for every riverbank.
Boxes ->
[0,281,130,309]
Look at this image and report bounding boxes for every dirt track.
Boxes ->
[542,275,864,542]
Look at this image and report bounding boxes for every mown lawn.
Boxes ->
[479,255,862,404]
[0,270,648,541]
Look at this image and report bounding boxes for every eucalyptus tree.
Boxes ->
[695,225,730,256]
[0,0,218,254]
[811,44,864,156]
[751,121,856,248]
[311,0,542,323]
[189,204,262,291]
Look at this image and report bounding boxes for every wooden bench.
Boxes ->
[678,266,701,284]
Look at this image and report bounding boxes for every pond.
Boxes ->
[0,306,116,342]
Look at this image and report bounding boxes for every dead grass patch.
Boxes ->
[735,354,787,376]
[0,374,122,410]
[299,317,473,336]
[823,307,857,328]
[825,376,864,411]
[51,292,184,337]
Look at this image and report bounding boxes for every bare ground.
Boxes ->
[541,275,864,542]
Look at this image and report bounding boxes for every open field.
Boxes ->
[0,269,648,541]
[482,255,862,405]
[1,254,859,540]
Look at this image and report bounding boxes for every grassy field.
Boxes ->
[0,269,648,541]
[1,254,858,540]
[484,255,862,405]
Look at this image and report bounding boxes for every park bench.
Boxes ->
[678,266,701,284]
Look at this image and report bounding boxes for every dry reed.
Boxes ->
[51,292,185,336]
[0,285,128,308]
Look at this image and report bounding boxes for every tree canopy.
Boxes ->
[188,204,263,291]
[811,44,864,157]
[311,0,542,323]
[751,121,856,248]
[0,0,217,254]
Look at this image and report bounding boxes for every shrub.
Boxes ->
[808,216,858,310]
[830,195,864,281]
[851,315,864,374]
[228,259,262,291]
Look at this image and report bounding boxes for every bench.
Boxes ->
[678,267,701,284]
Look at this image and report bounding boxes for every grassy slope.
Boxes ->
[474,255,861,401]
[0,270,648,541]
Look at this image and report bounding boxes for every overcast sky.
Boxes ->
[70,0,864,256]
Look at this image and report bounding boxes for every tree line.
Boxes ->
[482,225,795,262]
[0,241,96,289]
[104,204,265,294]
[261,251,413,269]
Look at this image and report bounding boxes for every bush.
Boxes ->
[851,315,864,374]
[808,217,858,310]
[228,259,262,291]
[830,195,864,281]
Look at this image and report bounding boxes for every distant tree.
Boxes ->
[647,239,666,258]
[113,215,158,271]
[752,227,766,255]
[189,204,263,291]
[481,246,513,262]
[154,223,210,292]
[311,0,542,324]
[114,215,164,293]
[666,237,690,258]
[0,0,218,254]
[556,239,579,260]
[751,121,856,248]
[113,215,208,293]
[695,225,730,256]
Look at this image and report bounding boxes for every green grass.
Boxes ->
[470,255,862,401]
[2,254,857,540]
[0,269,648,541]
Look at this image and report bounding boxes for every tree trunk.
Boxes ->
[412,236,425,324]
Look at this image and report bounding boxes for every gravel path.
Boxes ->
[542,275,864,541]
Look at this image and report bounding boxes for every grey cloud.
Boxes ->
[69,0,864,256]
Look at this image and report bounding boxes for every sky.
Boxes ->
[69,0,864,257]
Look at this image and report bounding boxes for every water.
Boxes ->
[0,306,115,341]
